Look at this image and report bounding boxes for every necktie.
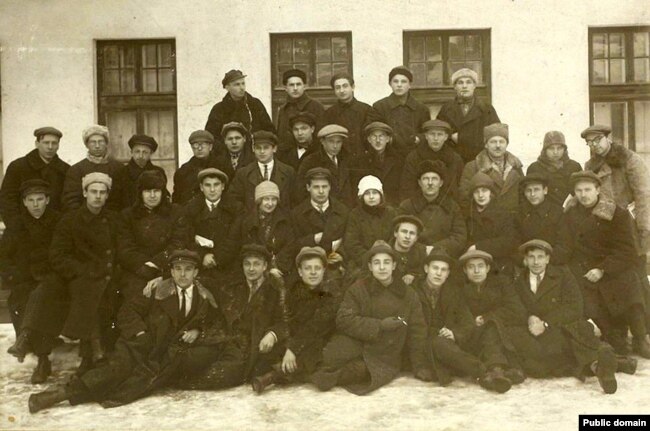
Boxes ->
[332,156,338,168]
[263,164,269,180]
[532,274,541,294]
[231,154,239,169]
[179,289,187,318]
[317,203,324,214]
[210,202,217,212]
[249,280,258,302]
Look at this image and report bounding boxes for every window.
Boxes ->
[96,39,178,185]
[403,30,492,117]
[589,27,650,156]
[270,32,353,119]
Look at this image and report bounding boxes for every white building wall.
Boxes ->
[0,0,647,171]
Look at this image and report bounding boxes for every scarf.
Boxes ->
[86,152,110,164]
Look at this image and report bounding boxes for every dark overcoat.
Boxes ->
[122,159,167,207]
[526,155,581,209]
[344,204,398,271]
[291,197,349,254]
[61,158,128,212]
[372,93,430,157]
[297,147,355,207]
[321,98,383,157]
[213,148,255,184]
[349,147,403,206]
[172,155,221,205]
[515,199,563,248]
[227,159,296,210]
[276,94,325,151]
[466,202,518,276]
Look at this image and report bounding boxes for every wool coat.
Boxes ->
[227,158,296,210]
[373,93,430,157]
[276,93,325,151]
[121,159,167,208]
[172,155,221,205]
[61,158,128,212]
[349,146,404,206]
[344,204,398,271]
[466,202,518,276]
[515,199,564,248]
[526,154,581,209]
[321,98,383,157]
[297,147,356,207]
[291,197,349,254]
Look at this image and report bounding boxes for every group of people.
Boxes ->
[1,64,649,414]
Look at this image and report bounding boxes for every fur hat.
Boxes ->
[82,125,109,144]
[388,66,413,83]
[468,172,497,194]
[282,68,307,85]
[416,160,447,182]
[451,68,479,85]
[137,170,167,192]
[82,172,112,190]
[483,123,509,143]
[542,131,566,150]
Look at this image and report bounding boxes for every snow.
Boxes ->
[0,324,648,431]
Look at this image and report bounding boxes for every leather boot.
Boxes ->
[595,345,617,394]
[251,370,281,394]
[616,356,637,375]
[31,356,52,385]
[632,336,650,359]
[7,331,31,363]
[28,386,67,414]
[337,360,370,386]
[503,367,526,385]
[76,357,94,376]
[478,366,512,394]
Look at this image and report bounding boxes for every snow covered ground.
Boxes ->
[0,324,648,431]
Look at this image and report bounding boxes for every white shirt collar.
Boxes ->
[205,198,221,210]
[258,160,274,177]
[297,147,307,159]
[311,200,330,212]
[176,284,194,309]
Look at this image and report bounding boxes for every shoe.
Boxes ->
[632,337,650,359]
[28,386,67,414]
[7,331,31,363]
[478,367,512,394]
[503,368,526,385]
[75,357,94,376]
[31,356,52,385]
[595,346,618,394]
[616,356,637,375]
[251,371,280,394]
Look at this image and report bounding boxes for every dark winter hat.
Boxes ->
[388,66,413,83]
[542,131,566,150]
[33,126,62,140]
[458,249,493,266]
[222,69,246,87]
[416,160,447,182]
[468,172,497,194]
[364,240,396,263]
[364,122,393,136]
[20,179,51,198]
[197,168,229,185]
[484,123,509,143]
[518,239,553,256]
[189,130,215,145]
[137,170,167,191]
[580,124,611,139]
[252,131,279,147]
[289,112,317,128]
[240,244,271,262]
[330,72,355,88]
[305,167,332,184]
[295,246,328,267]
[282,68,307,85]
[392,214,424,233]
[221,122,248,138]
[423,248,455,267]
[128,134,158,152]
[519,173,549,189]
[570,170,601,187]
[168,249,200,267]
[422,119,452,134]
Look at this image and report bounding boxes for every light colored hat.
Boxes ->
[295,246,328,267]
[459,249,493,265]
[82,125,109,144]
[357,175,383,197]
[255,180,280,202]
[82,172,112,190]
[451,68,479,85]
[318,124,349,139]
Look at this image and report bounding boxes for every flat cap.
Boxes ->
[295,246,328,267]
[221,122,248,138]
[20,179,51,198]
[469,172,497,194]
[543,130,566,147]
[392,214,424,233]
[580,124,611,139]
[189,130,215,145]
[364,239,396,263]
[364,121,393,136]
[304,167,332,183]
[33,127,62,139]
[459,249,493,266]
[317,124,348,139]
[252,130,278,146]
[197,168,229,185]
[519,172,549,188]
[289,111,317,128]
[240,244,271,261]
[82,172,112,190]
[389,66,413,83]
[451,68,479,85]
[570,170,601,187]
[424,248,455,267]
[128,134,158,152]
[518,239,553,255]
[416,160,447,182]
[82,125,109,144]
[282,68,307,85]
[484,123,509,142]
[422,119,452,133]
[222,69,246,87]
[168,249,200,266]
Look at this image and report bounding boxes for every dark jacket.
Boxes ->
[122,159,167,208]
[213,148,255,184]
[0,149,69,229]
[515,199,563,248]
[276,141,318,172]
[373,93,430,157]
[205,92,275,153]
[436,98,500,163]
[297,147,355,207]
[276,93,325,151]
[466,202,518,275]
[172,155,221,205]
[392,240,429,282]
[400,141,464,202]
[227,159,296,210]
[61,158,128,212]
[526,154,581,209]
[344,204,398,271]
[322,98,382,157]
[349,146,404,206]
[291,197,349,254]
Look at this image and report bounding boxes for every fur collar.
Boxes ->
[475,150,523,172]
[590,198,616,221]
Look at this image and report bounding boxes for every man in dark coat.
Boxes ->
[515,173,564,248]
[275,68,325,151]
[121,134,167,207]
[0,127,69,229]
[172,130,221,204]
[400,119,464,202]
[276,112,319,171]
[508,240,626,394]
[555,171,650,358]
[311,240,430,394]
[436,68,500,163]
[372,66,430,157]
[51,172,120,374]
[415,250,515,392]
[322,73,382,157]
[1,180,61,384]
[398,160,467,257]
[250,246,343,393]
[297,124,355,207]
[227,130,296,210]
[28,249,229,413]
[60,125,128,212]
[291,167,349,256]
[204,69,275,153]
[390,215,428,286]
[213,122,256,182]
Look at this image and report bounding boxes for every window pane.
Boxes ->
[634,101,650,153]
[609,33,625,57]
[102,70,120,94]
[293,38,310,63]
[449,36,465,59]
[106,111,137,161]
[103,45,119,68]
[278,38,292,63]
[465,34,482,59]
[426,62,443,86]
[425,36,442,62]
[316,38,331,62]
[332,37,348,61]
[609,59,625,83]
[448,61,469,84]
[634,58,650,82]
[593,102,628,147]
[634,32,649,57]
[277,64,292,87]
[122,46,135,67]
[410,63,426,86]
[158,69,173,92]
[465,61,483,84]
[158,43,173,67]
[120,69,136,93]
[332,62,348,76]
[592,33,608,58]
[316,63,332,87]
[144,110,176,159]
[593,59,608,83]
[409,37,425,62]
[142,69,158,92]
[142,44,157,67]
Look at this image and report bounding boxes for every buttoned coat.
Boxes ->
[61,158,128,212]
[291,197,349,254]
[227,158,296,210]
[321,98,383,157]
[515,199,563,248]
[373,93,430,157]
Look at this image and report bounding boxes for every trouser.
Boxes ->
[174,342,248,390]
[431,336,484,379]
[593,304,647,353]
[463,323,511,370]
[8,282,34,335]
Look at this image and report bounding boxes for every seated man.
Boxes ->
[311,240,429,395]
[515,173,563,247]
[414,250,514,393]
[173,130,220,204]
[1,180,61,384]
[28,249,228,413]
[122,134,167,207]
[509,240,633,394]
[555,171,650,358]
[251,246,343,393]
[398,160,466,256]
[391,215,428,286]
